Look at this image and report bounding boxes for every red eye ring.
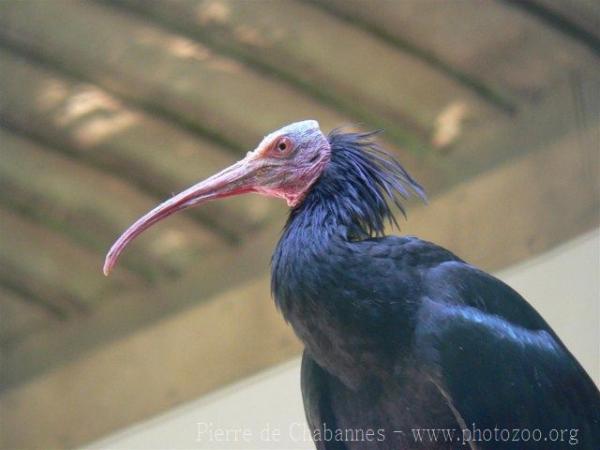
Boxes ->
[272,136,293,156]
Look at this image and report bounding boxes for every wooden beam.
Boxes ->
[0,277,303,450]
[0,127,220,281]
[507,0,600,51]
[402,122,599,272]
[112,0,503,150]
[2,111,597,450]
[0,213,286,390]
[0,286,57,348]
[0,47,275,238]
[316,0,597,104]
[0,209,138,315]
[0,0,444,216]
[438,74,600,185]
[0,0,595,191]
[0,0,349,151]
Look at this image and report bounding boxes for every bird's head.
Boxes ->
[103,120,330,275]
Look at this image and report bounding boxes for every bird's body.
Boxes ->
[277,230,600,449]
[105,121,600,449]
[276,228,464,449]
[272,130,600,448]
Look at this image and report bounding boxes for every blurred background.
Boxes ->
[0,1,598,449]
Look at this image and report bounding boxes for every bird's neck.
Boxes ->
[271,190,403,388]
[272,152,396,314]
[271,185,346,316]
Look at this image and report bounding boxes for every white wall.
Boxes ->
[86,229,599,450]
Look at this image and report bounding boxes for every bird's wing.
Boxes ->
[301,351,348,450]
[414,298,600,449]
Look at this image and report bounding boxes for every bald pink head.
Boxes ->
[104,120,331,275]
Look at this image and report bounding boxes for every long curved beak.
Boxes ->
[103,156,257,276]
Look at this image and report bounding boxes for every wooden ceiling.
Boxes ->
[0,1,598,448]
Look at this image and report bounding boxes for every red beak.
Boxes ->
[104,156,257,276]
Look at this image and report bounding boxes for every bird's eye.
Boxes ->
[271,137,293,157]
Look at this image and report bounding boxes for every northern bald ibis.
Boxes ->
[105,121,599,449]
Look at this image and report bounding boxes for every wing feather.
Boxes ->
[415,298,600,449]
[301,351,348,450]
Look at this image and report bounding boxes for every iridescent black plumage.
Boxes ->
[272,130,600,450]
[297,129,426,237]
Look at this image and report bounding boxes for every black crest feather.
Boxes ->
[291,129,426,239]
